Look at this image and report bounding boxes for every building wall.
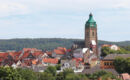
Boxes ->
[100,60,114,69]
[83,49,90,63]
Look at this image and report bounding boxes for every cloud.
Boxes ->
[0,1,30,17]
[21,0,130,11]
[0,0,130,17]
[0,0,130,41]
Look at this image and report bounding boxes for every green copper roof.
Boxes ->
[85,13,97,28]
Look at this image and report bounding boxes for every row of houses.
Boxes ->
[0,47,89,72]
[0,45,130,80]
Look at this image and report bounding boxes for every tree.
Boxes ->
[78,74,88,80]
[56,72,64,80]
[55,64,61,70]
[65,73,80,80]
[63,68,74,78]
[44,66,57,76]
[114,57,130,74]
[41,72,55,80]
[16,68,37,80]
[101,47,111,57]
[101,46,130,57]
[0,67,24,80]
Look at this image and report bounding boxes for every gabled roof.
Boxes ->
[72,58,83,62]
[46,51,52,56]
[32,51,44,57]
[23,59,32,66]
[32,59,38,65]
[0,53,8,59]
[53,47,67,55]
[43,58,58,64]
[9,51,22,60]
[20,51,31,59]
[54,49,66,55]
[103,54,130,60]
[57,47,67,51]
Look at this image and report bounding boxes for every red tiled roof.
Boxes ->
[43,58,58,64]
[57,47,67,51]
[72,58,83,67]
[32,51,44,57]
[32,59,38,65]
[102,44,111,47]
[23,48,41,52]
[46,51,52,56]
[20,52,30,59]
[23,59,32,66]
[0,59,3,62]
[72,58,83,62]
[121,73,130,80]
[67,49,71,52]
[9,51,22,60]
[91,58,98,61]
[0,53,8,59]
[54,49,66,55]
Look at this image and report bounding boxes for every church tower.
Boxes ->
[85,13,98,55]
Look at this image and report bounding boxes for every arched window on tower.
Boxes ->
[87,32,89,36]
[92,32,94,37]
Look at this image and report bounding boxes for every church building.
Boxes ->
[85,13,98,55]
[72,13,98,65]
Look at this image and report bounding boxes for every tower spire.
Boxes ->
[89,13,93,17]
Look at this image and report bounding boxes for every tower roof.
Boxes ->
[85,13,96,28]
[87,13,96,23]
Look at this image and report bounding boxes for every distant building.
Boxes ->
[85,13,98,56]
[72,13,98,56]
[120,73,130,80]
[102,44,120,51]
[100,54,130,69]
[52,47,67,59]
[61,60,76,70]
[42,58,59,66]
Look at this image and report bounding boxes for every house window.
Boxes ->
[110,62,113,65]
[104,62,107,65]
[106,62,109,65]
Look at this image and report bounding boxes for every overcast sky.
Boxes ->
[0,0,130,41]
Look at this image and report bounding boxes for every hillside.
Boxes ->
[0,38,130,51]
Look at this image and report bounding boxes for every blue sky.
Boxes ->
[0,0,130,41]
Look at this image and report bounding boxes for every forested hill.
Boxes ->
[0,38,130,51]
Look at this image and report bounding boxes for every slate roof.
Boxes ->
[103,54,130,60]
[73,49,83,58]
[61,60,76,67]
[82,65,119,76]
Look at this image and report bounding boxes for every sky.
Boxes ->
[0,0,130,41]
